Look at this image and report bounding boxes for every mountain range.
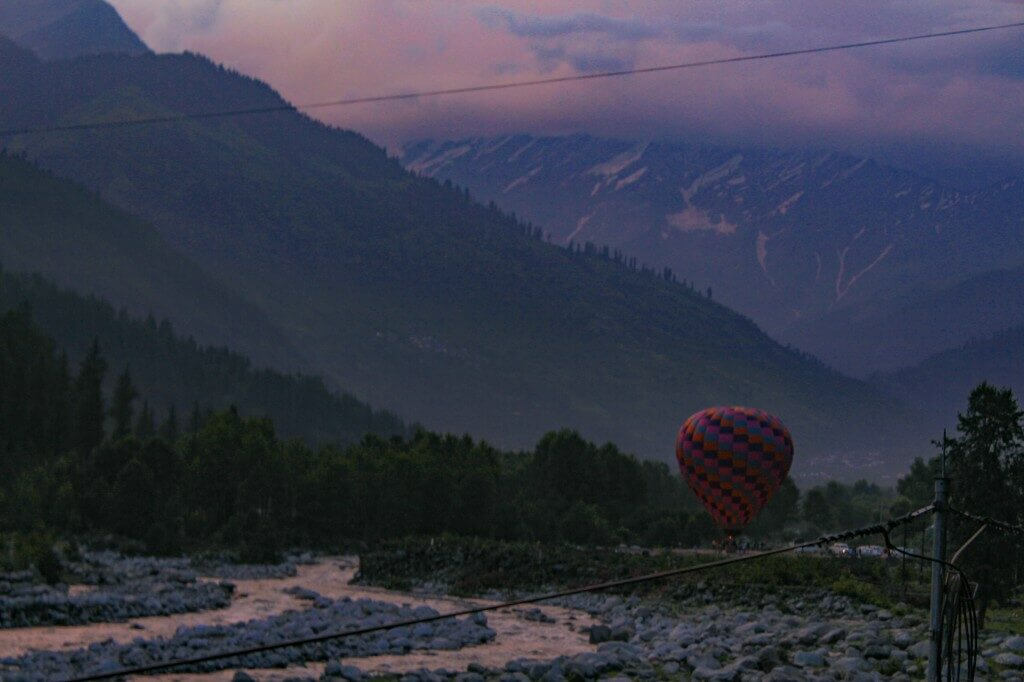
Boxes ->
[0,2,950,480]
[402,135,1024,377]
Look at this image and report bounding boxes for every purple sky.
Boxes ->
[109,0,1024,186]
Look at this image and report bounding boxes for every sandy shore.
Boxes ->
[0,557,597,681]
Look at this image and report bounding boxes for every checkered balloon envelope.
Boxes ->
[675,406,794,535]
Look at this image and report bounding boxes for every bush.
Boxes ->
[830,575,889,607]
[7,532,64,584]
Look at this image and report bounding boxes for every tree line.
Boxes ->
[2,306,1020,618]
[0,269,407,447]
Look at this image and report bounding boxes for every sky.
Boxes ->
[108,0,1024,187]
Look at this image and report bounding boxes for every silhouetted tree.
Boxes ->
[160,404,179,442]
[135,400,155,440]
[110,368,137,440]
[945,383,1024,627]
[72,341,107,454]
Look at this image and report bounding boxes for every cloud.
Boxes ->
[113,0,223,52]
[106,0,1024,182]
[478,8,659,41]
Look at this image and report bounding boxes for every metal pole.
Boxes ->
[927,435,950,682]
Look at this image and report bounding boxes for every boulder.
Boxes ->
[587,625,611,644]
[993,653,1024,668]
[791,650,825,668]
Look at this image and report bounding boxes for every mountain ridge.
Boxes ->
[401,134,1024,375]
[0,31,927,480]
[875,325,1024,430]
[0,0,148,60]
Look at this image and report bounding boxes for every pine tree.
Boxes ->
[135,400,155,440]
[160,404,179,443]
[945,383,1024,627]
[72,340,107,454]
[189,401,202,434]
[110,368,137,440]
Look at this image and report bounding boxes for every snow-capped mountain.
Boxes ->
[403,135,1024,374]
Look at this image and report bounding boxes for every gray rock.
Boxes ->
[907,640,930,659]
[588,625,611,644]
[499,674,530,682]
[818,627,846,645]
[692,665,741,681]
[610,626,633,642]
[522,608,556,624]
[754,645,783,669]
[1007,637,1024,654]
[762,665,807,681]
[687,653,722,670]
[337,664,365,681]
[539,667,566,682]
[745,632,776,647]
[831,656,871,675]
[864,644,892,659]
[232,673,256,682]
[735,621,767,636]
[669,624,698,646]
[890,630,914,649]
[519,661,547,680]
[994,653,1024,668]
[791,650,825,667]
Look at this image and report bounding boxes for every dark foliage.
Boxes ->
[895,384,1024,626]
[0,269,407,447]
[0,307,816,555]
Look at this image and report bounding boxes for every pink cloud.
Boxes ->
[107,1,1024,178]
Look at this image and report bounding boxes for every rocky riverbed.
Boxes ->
[0,554,1021,681]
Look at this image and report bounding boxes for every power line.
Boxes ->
[64,505,934,681]
[3,20,1023,138]
[948,506,1024,536]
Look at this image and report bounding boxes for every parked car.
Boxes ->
[828,542,854,557]
[856,544,886,558]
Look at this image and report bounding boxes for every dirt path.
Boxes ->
[0,558,597,681]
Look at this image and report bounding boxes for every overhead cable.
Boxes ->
[2,21,1023,138]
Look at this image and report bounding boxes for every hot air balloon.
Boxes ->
[675,406,793,536]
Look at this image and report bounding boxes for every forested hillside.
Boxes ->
[403,135,1024,376]
[4,306,910,558]
[0,33,925,478]
[797,265,1024,375]
[876,327,1024,429]
[0,151,304,371]
[0,270,406,446]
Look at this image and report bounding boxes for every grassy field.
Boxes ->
[357,536,933,610]
[987,595,1024,635]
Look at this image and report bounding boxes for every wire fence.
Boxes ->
[948,506,1024,537]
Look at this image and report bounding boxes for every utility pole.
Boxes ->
[927,432,950,682]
